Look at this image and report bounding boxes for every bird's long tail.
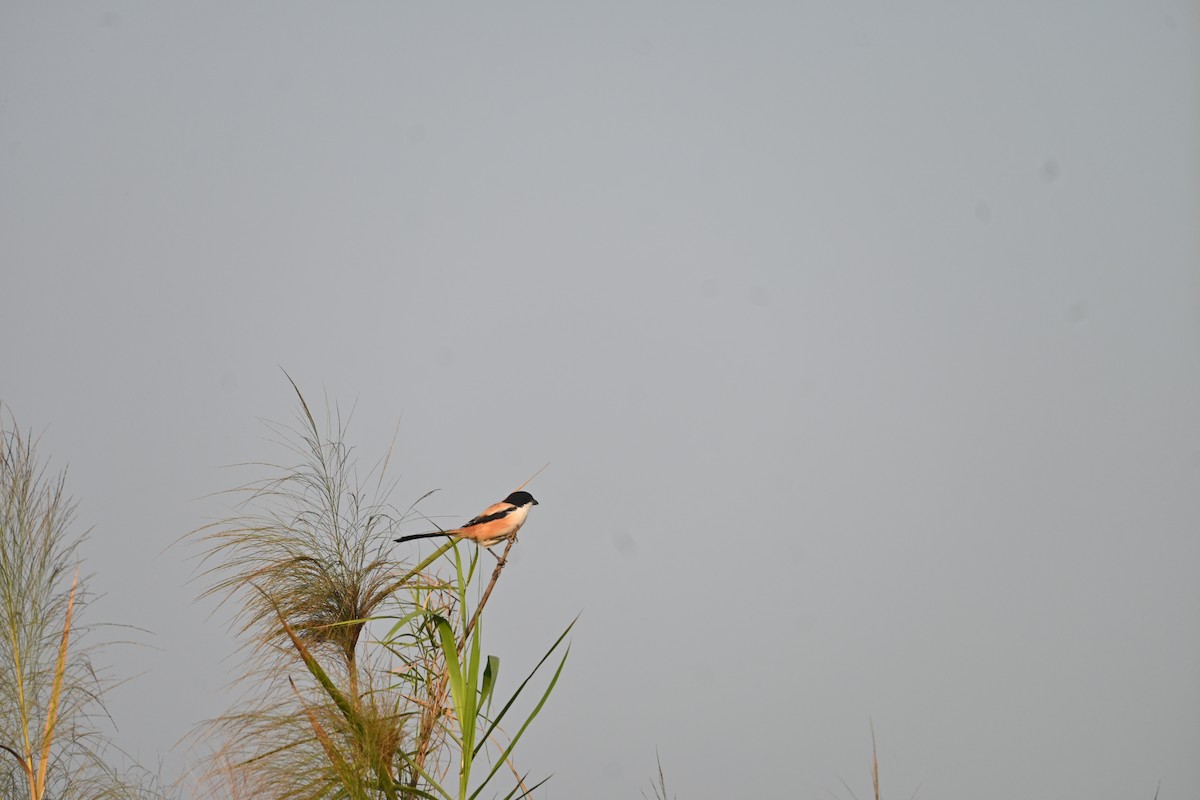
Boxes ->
[394,530,457,544]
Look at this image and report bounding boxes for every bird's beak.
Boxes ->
[532,498,540,505]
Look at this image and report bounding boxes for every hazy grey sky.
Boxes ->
[2,2,1198,797]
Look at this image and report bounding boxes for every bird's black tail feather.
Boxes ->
[394,531,451,544]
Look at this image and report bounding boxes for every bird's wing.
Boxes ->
[463,501,517,528]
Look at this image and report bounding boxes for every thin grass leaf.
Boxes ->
[464,620,483,753]
[375,539,457,600]
[0,744,32,782]
[34,569,78,799]
[502,773,552,800]
[381,608,435,643]
[479,656,499,716]
[642,749,672,800]
[431,616,465,725]
[871,720,880,800]
[453,544,469,628]
[476,616,577,755]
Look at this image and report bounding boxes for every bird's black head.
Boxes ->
[505,490,539,507]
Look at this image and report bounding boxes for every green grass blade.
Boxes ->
[463,619,482,757]
[378,538,457,598]
[453,542,468,627]
[431,615,465,724]
[500,773,552,800]
[480,655,499,714]
[380,607,433,643]
[476,616,576,754]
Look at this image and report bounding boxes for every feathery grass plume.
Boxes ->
[191,378,434,797]
[0,406,165,799]
[195,379,415,677]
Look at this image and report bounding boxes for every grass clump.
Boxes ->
[0,406,167,799]
[192,379,569,800]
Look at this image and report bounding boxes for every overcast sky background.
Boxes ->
[2,2,1198,798]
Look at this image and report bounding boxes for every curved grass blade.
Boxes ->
[480,655,499,715]
[475,615,577,756]
[502,773,552,800]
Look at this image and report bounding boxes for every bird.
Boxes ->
[395,490,539,548]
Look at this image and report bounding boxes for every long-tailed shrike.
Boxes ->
[394,491,539,548]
